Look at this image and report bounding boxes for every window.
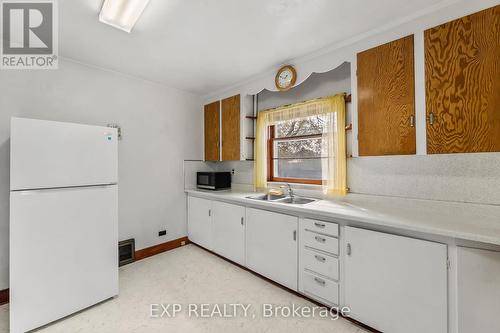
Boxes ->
[267,114,329,185]
[255,94,346,193]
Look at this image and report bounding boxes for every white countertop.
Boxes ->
[185,188,500,246]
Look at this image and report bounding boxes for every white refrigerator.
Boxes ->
[9,117,119,333]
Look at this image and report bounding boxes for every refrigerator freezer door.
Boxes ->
[10,185,118,333]
[10,117,118,190]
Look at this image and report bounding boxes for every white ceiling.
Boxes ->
[61,0,448,95]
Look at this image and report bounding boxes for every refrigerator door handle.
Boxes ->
[12,183,118,193]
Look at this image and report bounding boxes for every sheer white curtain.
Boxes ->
[255,94,347,195]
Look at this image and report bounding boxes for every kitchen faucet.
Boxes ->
[281,183,295,200]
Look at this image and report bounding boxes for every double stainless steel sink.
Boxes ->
[246,194,317,205]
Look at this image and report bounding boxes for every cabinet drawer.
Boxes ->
[303,248,339,281]
[303,231,338,255]
[303,271,339,306]
[303,218,338,238]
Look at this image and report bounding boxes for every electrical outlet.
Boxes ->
[158,230,166,237]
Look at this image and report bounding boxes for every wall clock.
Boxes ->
[275,65,297,91]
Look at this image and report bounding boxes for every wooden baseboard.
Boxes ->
[135,236,190,261]
[0,288,9,305]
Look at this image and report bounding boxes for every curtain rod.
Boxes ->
[259,92,350,113]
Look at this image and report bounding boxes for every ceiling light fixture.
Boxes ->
[99,0,150,33]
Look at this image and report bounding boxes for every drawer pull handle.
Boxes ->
[314,222,326,228]
[347,243,352,256]
[314,277,326,286]
[315,236,326,243]
[314,255,326,262]
[241,217,244,226]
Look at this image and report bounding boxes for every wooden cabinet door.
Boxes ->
[187,196,212,250]
[344,227,447,333]
[221,95,241,161]
[212,201,245,265]
[425,6,500,154]
[204,101,220,161]
[357,35,416,156]
[246,208,298,290]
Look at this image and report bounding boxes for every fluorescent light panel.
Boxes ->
[99,0,150,33]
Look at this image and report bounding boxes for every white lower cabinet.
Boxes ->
[457,246,500,333]
[344,227,448,333]
[246,208,298,290]
[212,201,245,265]
[187,195,494,333]
[187,196,213,250]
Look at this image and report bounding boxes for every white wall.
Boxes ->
[348,154,500,205]
[215,161,254,189]
[0,59,203,290]
[257,62,351,111]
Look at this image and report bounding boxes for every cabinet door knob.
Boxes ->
[347,243,352,256]
[409,115,415,127]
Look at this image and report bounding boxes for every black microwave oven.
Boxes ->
[197,172,231,190]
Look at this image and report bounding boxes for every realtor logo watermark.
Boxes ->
[1,0,58,69]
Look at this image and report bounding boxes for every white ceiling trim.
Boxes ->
[56,55,199,97]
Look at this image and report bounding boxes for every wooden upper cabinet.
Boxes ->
[425,6,500,154]
[221,95,241,161]
[357,35,416,156]
[204,101,220,161]
[204,94,242,161]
